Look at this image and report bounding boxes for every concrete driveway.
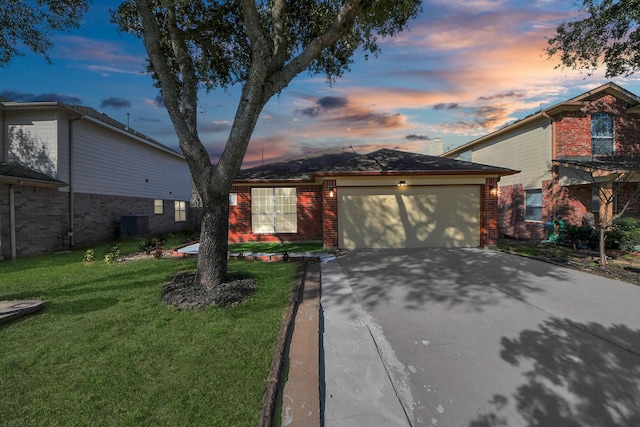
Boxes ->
[323,248,640,426]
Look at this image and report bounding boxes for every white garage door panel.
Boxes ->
[338,186,480,249]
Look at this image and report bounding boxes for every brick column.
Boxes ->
[482,178,499,247]
[322,180,338,249]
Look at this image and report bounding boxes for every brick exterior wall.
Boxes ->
[228,184,324,244]
[498,91,640,241]
[498,184,548,240]
[554,93,640,158]
[481,178,499,247]
[323,180,338,249]
[0,184,189,259]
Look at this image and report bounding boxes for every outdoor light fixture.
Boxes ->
[490,186,498,196]
[329,187,335,198]
[397,180,408,187]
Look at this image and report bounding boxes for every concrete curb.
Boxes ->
[259,262,309,427]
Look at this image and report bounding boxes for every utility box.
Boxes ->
[120,214,149,237]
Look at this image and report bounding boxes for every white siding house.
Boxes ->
[0,100,191,259]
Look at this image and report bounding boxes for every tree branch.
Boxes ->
[270,0,364,95]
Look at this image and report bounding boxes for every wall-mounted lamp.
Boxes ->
[490,186,498,196]
[397,180,408,187]
[329,187,335,198]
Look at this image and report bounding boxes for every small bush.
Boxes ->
[561,224,598,249]
[140,236,165,255]
[611,217,640,252]
[83,249,95,263]
[104,246,120,264]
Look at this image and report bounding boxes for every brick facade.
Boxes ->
[0,184,189,259]
[228,184,325,244]
[481,178,499,246]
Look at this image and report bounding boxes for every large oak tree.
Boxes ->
[547,0,640,77]
[113,0,421,290]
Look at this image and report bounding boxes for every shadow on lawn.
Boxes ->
[470,317,640,427]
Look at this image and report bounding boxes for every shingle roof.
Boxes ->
[0,162,67,187]
[236,149,359,180]
[236,148,517,182]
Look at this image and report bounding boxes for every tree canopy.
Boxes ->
[112,0,422,289]
[0,0,90,66]
[547,0,640,77]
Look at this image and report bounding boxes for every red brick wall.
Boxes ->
[555,93,640,157]
[481,178,499,246]
[323,180,338,249]
[228,184,324,244]
[498,184,547,240]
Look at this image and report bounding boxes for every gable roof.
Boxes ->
[235,148,517,183]
[0,162,67,188]
[443,82,640,158]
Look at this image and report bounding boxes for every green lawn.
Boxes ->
[1,239,297,426]
[229,241,325,253]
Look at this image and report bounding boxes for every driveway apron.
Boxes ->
[330,247,640,427]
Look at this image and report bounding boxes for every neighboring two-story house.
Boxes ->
[443,82,640,241]
[0,99,191,259]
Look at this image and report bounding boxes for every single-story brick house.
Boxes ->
[0,99,191,260]
[443,82,640,240]
[230,148,517,250]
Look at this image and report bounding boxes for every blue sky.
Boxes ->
[3,0,640,168]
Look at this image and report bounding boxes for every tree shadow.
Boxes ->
[470,318,640,426]
[337,248,561,313]
[7,126,57,178]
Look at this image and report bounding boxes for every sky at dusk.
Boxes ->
[3,0,640,168]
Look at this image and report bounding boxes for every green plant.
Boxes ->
[104,246,120,264]
[83,248,95,263]
[140,236,165,255]
[611,217,640,252]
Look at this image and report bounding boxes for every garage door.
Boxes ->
[338,185,480,249]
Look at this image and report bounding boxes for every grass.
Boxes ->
[497,238,573,259]
[228,241,325,253]
[0,237,298,426]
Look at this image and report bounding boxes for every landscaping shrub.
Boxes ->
[104,246,120,264]
[561,224,598,249]
[611,217,640,252]
[83,248,95,263]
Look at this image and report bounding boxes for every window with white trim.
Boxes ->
[591,113,614,156]
[525,190,543,222]
[251,187,297,233]
[174,200,187,222]
[154,199,164,215]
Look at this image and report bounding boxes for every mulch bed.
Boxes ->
[162,272,258,309]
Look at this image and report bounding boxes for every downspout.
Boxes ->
[10,184,16,260]
[68,116,81,247]
[0,106,4,260]
[543,111,558,221]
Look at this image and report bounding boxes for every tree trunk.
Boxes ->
[599,226,608,268]
[195,190,230,288]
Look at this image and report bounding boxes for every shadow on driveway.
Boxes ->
[337,247,565,312]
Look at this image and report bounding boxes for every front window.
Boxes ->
[154,199,164,215]
[251,187,297,233]
[591,113,614,156]
[174,201,187,222]
[525,190,543,222]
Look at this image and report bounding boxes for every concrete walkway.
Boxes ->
[320,259,410,426]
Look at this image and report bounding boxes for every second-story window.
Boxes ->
[591,113,614,156]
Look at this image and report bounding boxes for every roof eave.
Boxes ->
[0,176,68,188]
